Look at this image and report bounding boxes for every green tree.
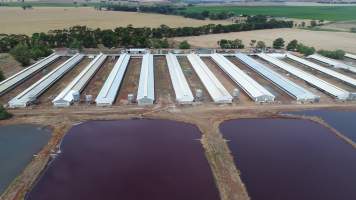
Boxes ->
[69,39,83,50]
[179,40,190,49]
[0,105,12,120]
[273,37,285,49]
[286,40,298,51]
[30,45,52,60]
[10,44,31,66]
[256,41,266,50]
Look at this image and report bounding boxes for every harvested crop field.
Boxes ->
[0,7,231,35]
[173,28,356,53]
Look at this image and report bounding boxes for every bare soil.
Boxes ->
[154,56,175,105]
[228,56,293,103]
[177,56,212,102]
[283,58,356,92]
[254,56,335,103]
[36,58,91,106]
[0,54,22,78]
[0,57,68,105]
[201,57,252,104]
[80,56,116,102]
[115,57,141,105]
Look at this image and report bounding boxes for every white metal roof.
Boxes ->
[258,53,350,100]
[8,53,84,108]
[307,54,356,73]
[286,53,356,88]
[166,53,194,104]
[345,53,356,60]
[211,53,274,102]
[95,53,130,106]
[0,53,60,96]
[235,53,317,101]
[53,53,107,107]
[187,54,232,103]
[137,53,155,105]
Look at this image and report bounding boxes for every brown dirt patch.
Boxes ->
[80,56,116,102]
[154,56,175,105]
[177,56,212,102]
[115,57,141,105]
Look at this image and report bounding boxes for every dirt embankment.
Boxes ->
[1,103,356,200]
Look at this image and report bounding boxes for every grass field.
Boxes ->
[185,6,356,21]
[0,7,230,35]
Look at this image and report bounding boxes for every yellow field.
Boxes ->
[173,28,356,53]
[0,7,231,35]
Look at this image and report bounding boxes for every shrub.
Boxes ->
[317,49,345,60]
[296,43,315,56]
[0,105,12,120]
[0,70,4,82]
[273,37,285,49]
[179,40,190,49]
[218,39,244,49]
[9,44,31,66]
[256,41,266,49]
[286,40,298,51]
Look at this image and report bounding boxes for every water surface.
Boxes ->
[27,119,219,200]
[220,118,356,200]
[0,124,51,194]
[290,109,356,142]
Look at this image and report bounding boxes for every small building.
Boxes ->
[126,48,148,55]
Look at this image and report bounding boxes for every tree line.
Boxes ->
[0,16,292,53]
[100,4,236,20]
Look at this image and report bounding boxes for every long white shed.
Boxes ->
[187,54,232,103]
[235,53,317,102]
[307,54,356,74]
[137,53,155,105]
[258,53,350,100]
[345,53,356,60]
[286,53,356,88]
[95,53,130,106]
[53,53,107,107]
[0,53,60,96]
[166,53,194,104]
[8,53,84,108]
[211,53,274,102]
